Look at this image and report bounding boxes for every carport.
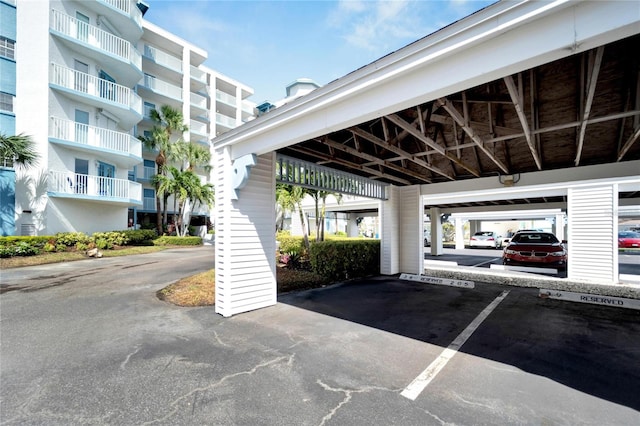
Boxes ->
[212,0,640,317]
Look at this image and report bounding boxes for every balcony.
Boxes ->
[142,44,182,74]
[48,170,142,206]
[138,74,182,104]
[190,92,207,114]
[49,117,142,167]
[50,10,142,87]
[50,63,142,129]
[190,65,207,90]
[190,119,208,137]
[215,113,237,130]
[84,0,143,40]
[215,90,237,107]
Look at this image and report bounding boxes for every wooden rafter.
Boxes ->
[575,46,605,166]
[436,97,509,174]
[383,114,480,177]
[504,74,542,169]
[288,146,411,185]
[350,125,457,180]
[318,136,432,183]
[618,126,640,161]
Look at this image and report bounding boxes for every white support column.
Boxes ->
[380,186,400,275]
[567,184,618,283]
[554,213,565,241]
[215,149,277,317]
[400,186,421,274]
[455,217,465,249]
[430,207,443,256]
[346,214,359,237]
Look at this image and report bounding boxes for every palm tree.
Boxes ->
[276,184,310,253]
[138,105,188,234]
[0,133,39,170]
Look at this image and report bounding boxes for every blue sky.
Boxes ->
[144,0,495,103]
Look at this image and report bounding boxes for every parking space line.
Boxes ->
[472,258,501,267]
[401,290,510,401]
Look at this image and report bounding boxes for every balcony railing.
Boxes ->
[242,100,255,114]
[49,117,141,158]
[190,66,207,84]
[191,92,207,110]
[99,0,142,26]
[49,170,142,202]
[142,44,182,73]
[141,75,182,100]
[215,113,237,129]
[51,9,141,71]
[215,90,236,106]
[190,119,208,136]
[50,63,142,115]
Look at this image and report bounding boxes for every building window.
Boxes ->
[0,92,14,112]
[0,37,15,60]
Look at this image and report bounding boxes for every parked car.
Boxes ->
[502,231,567,269]
[469,231,502,249]
[618,231,640,248]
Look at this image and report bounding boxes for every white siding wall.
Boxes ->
[380,186,399,275]
[567,184,618,282]
[399,186,421,273]
[215,148,276,317]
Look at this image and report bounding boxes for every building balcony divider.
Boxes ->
[49,117,141,161]
[49,170,142,204]
[143,44,183,73]
[50,9,142,75]
[50,63,142,126]
[141,75,183,101]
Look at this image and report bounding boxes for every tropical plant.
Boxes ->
[276,184,310,253]
[138,105,188,234]
[0,133,39,170]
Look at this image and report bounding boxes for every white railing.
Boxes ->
[99,0,142,26]
[215,90,236,106]
[142,44,182,73]
[49,170,142,201]
[215,113,236,128]
[50,63,142,115]
[143,197,155,210]
[142,75,182,100]
[190,66,207,83]
[51,10,141,70]
[49,117,141,158]
[191,92,207,109]
[190,120,208,136]
[143,166,155,179]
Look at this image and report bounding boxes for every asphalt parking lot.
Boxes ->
[2,250,639,425]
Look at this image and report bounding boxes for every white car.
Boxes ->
[469,231,503,249]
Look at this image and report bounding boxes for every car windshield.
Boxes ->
[511,233,558,244]
[620,231,640,238]
[474,232,494,236]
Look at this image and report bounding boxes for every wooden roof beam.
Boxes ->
[350,126,457,180]
[618,126,640,161]
[575,46,605,166]
[383,114,479,177]
[436,97,509,174]
[319,137,432,183]
[504,74,542,170]
[287,146,411,185]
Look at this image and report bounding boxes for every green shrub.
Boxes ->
[310,239,380,281]
[276,231,306,255]
[91,231,128,248]
[0,241,40,257]
[43,242,56,252]
[0,236,50,249]
[121,229,157,246]
[153,236,202,246]
[55,232,91,247]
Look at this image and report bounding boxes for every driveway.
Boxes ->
[1,247,639,424]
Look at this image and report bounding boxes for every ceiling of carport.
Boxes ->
[278,35,640,196]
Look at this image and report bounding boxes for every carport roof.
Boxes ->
[213,1,640,194]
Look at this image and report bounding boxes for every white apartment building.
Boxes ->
[11,0,254,236]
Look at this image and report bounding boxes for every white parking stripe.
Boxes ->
[401,290,510,401]
[472,258,501,267]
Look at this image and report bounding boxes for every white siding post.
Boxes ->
[399,186,422,274]
[380,186,399,275]
[215,149,277,317]
[567,184,618,283]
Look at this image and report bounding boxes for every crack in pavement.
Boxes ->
[142,354,294,425]
[316,380,401,426]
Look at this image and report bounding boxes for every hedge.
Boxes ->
[276,231,307,255]
[153,236,202,246]
[310,239,380,281]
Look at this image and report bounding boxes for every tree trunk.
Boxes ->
[297,204,310,253]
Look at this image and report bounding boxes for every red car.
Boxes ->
[619,231,640,248]
[502,231,567,270]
